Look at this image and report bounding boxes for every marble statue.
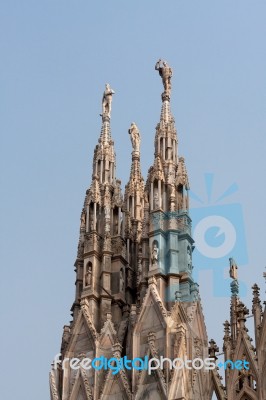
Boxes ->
[102,83,115,118]
[154,192,160,208]
[128,122,141,152]
[151,243,159,265]
[105,206,110,219]
[80,211,86,228]
[85,264,92,286]
[155,59,173,97]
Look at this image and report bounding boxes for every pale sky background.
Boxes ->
[1,1,266,399]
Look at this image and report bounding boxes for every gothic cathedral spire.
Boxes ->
[50,63,229,400]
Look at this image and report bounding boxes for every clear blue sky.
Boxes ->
[1,1,266,399]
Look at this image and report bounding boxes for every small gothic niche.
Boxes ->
[88,202,94,231]
[119,268,125,292]
[85,261,93,287]
[177,184,184,211]
[151,240,159,266]
[187,246,192,271]
[153,180,160,209]
[112,206,119,235]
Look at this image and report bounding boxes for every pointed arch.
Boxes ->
[69,369,87,400]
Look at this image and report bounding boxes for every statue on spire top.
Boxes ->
[155,59,173,99]
[229,257,238,280]
[128,122,141,152]
[101,83,115,119]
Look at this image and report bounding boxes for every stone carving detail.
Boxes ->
[136,222,142,243]
[113,179,123,206]
[130,304,137,326]
[187,246,192,271]
[194,337,202,357]
[150,284,168,318]
[173,324,186,357]
[80,210,86,229]
[177,157,189,188]
[186,301,198,324]
[155,59,173,98]
[154,192,160,208]
[80,300,98,340]
[128,122,141,152]
[105,206,110,219]
[99,313,117,338]
[175,290,181,302]
[120,269,124,292]
[137,258,142,285]
[147,332,167,394]
[85,263,92,286]
[118,369,132,399]
[151,242,159,266]
[99,350,132,400]
[117,319,128,343]
[49,371,60,400]
[127,268,133,288]
[77,238,84,259]
[84,234,102,253]
[111,236,127,259]
[80,368,93,400]
[101,83,115,118]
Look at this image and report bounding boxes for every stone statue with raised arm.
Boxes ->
[155,59,173,98]
[101,83,115,118]
[128,122,141,152]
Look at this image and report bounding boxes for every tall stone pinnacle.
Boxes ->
[125,123,144,242]
[89,85,116,185]
[99,83,115,145]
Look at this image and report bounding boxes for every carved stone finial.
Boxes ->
[101,83,115,119]
[209,339,219,360]
[223,320,230,337]
[112,342,123,358]
[106,312,112,320]
[148,331,156,344]
[252,284,260,301]
[128,122,141,152]
[236,301,249,326]
[155,59,173,100]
